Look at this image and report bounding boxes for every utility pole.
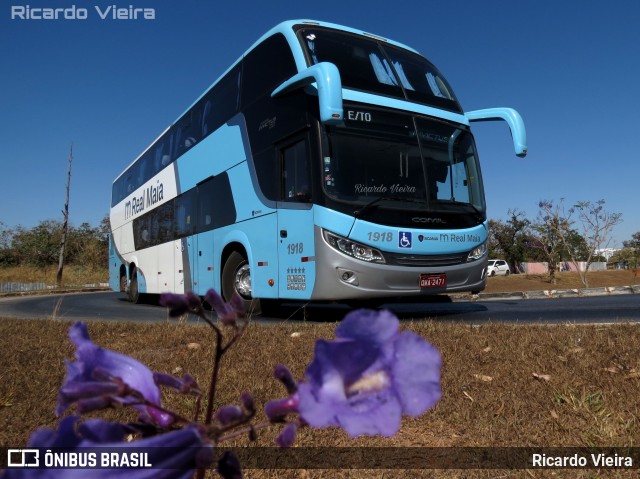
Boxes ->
[57,144,73,288]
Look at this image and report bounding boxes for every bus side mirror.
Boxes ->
[272,62,343,125]
[466,107,528,158]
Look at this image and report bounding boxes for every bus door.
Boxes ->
[185,233,215,295]
[193,177,219,295]
[276,137,315,299]
[193,230,215,295]
[175,190,198,293]
[174,238,188,294]
[186,236,198,292]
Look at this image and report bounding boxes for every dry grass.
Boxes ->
[0,265,107,286]
[1,316,639,478]
[484,270,639,293]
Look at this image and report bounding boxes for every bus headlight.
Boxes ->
[323,230,386,264]
[467,242,488,262]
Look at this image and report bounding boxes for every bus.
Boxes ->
[109,19,527,311]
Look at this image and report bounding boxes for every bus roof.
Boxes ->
[175,19,421,125]
[115,20,427,184]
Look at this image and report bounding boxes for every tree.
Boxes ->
[69,220,109,271]
[488,209,531,273]
[530,207,565,283]
[622,231,640,276]
[57,145,73,287]
[538,199,622,287]
[12,220,64,267]
[0,221,16,265]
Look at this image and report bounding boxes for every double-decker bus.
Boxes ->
[109,19,527,311]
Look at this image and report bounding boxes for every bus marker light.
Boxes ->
[268,279,275,287]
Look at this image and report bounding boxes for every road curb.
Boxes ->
[453,284,640,302]
[1,285,639,303]
[0,287,110,299]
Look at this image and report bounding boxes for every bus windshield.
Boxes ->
[323,108,485,217]
[297,26,462,113]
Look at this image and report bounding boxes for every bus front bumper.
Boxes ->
[311,226,487,300]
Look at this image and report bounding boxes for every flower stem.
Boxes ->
[204,322,224,426]
[217,420,272,443]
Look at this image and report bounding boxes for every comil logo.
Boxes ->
[7,449,40,468]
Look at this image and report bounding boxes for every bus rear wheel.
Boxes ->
[128,266,140,304]
[222,251,260,315]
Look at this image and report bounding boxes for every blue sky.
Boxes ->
[1,0,638,246]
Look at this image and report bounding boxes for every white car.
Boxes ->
[486,259,511,276]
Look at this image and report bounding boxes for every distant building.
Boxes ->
[595,248,620,261]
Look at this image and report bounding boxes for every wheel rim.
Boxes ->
[234,264,252,298]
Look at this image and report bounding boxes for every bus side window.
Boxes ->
[241,33,297,108]
[201,64,241,138]
[175,190,196,238]
[133,215,150,250]
[175,109,200,158]
[281,139,311,203]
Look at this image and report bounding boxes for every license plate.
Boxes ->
[420,273,447,288]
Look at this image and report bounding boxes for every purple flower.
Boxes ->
[204,289,245,325]
[58,322,173,427]
[264,395,299,422]
[160,292,201,317]
[4,416,213,479]
[153,372,201,396]
[240,391,255,413]
[273,364,298,394]
[214,405,245,426]
[275,422,298,447]
[296,309,441,437]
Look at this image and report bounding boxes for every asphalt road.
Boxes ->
[0,291,638,324]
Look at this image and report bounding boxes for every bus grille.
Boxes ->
[385,251,469,267]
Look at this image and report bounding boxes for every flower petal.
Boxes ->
[296,382,339,429]
[59,322,172,427]
[391,330,442,416]
[336,393,402,437]
[305,339,380,391]
[336,309,399,344]
[275,422,298,447]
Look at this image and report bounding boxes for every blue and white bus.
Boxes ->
[109,20,527,311]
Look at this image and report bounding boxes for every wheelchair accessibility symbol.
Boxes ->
[399,231,412,249]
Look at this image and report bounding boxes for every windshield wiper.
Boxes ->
[354,196,426,218]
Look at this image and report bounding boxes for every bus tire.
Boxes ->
[119,271,127,293]
[128,266,140,304]
[222,251,261,315]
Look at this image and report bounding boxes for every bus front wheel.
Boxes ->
[222,251,260,315]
